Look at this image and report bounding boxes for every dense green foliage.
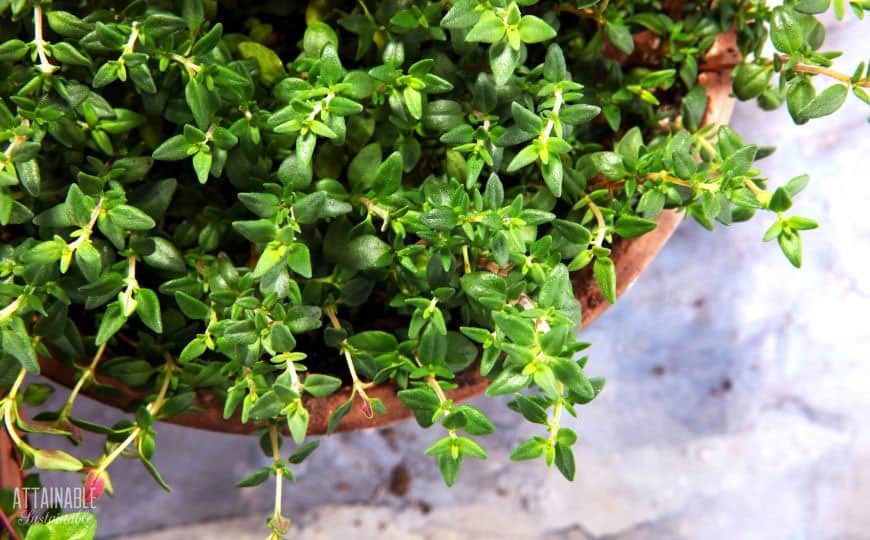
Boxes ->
[0,0,866,536]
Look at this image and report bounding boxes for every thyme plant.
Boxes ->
[0,0,867,537]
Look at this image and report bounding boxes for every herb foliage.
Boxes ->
[0,0,866,536]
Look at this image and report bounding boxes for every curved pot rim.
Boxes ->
[35,32,740,437]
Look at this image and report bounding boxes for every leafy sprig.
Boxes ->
[0,0,865,537]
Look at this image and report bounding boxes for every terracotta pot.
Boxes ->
[31,33,740,442]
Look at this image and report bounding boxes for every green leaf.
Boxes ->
[248,391,284,420]
[733,63,771,101]
[235,466,271,487]
[252,242,286,277]
[554,443,575,480]
[348,331,398,353]
[770,6,804,54]
[398,387,440,411]
[552,358,595,401]
[795,0,831,13]
[303,374,343,397]
[0,39,27,62]
[798,84,849,120]
[681,84,707,132]
[542,157,563,197]
[403,86,423,119]
[303,22,339,57]
[543,44,567,82]
[768,187,793,212]
[492,311,534,345]
[174,291,210,320]
[192,149,212,184]
[518,15,556,43]
[465,11,505,43]
[456,436,488,459]
[374,151,403,196]
[587,151,625,179]
[286,243,312,278]
[420,207,458,231]
[107,205,156,230]
[16,160,40,197]
[326,398,353,434]
[288,440,320,464]
[452,405,495,436]
[342,235,392,270]
[605,22,634,54]
[510,437,547,461]
[513,395,548,424]
[95,302,127,345]
[593,256,617,304]
[778,230,802,268]
[441,0,480,29]
[2,319,39,373]
[152,135,191,161]
[185,77,213,129]
[614,215,657,238]
[437,453,461,487]
[50,42,91,67]
[506,144,539,172]
[511,103,543,133]
[238,42,285,84]
[489,40,520,86]
[287,407,310,445]
[41,512,98,540]
[135,288,162,333]
[142,238,186,274]
[31,448,83,472]
[485,369,531,396]
[483,173,504,210]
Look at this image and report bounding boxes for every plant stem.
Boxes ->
[170,54,201,77]
[67,197,104,253]
[269,424,284,526]
[547,382,564,444]
[6,369,26,401]
[122,22,140,55]
[32,6,57,75]
[0,294,25,325]
[540,90,563,142]
[587,200,607,248]
[693,134,719,162]
[354,196,391,231]
[644,171,719,192]
[120,255,139,316]
[94,361,174,475]
[2,369,29,450]
[59,342,109,418]
[325,306,373,413]
[779,56,870,88]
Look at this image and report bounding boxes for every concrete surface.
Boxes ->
[32,17,870,540]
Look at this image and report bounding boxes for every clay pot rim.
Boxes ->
[35,32,740,437]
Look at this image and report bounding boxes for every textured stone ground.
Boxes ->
[31,18,869,540]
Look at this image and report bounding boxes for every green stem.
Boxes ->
[0,294,25,325]
[547,382,564,444]
[59,342,109,418]
[325,306,374,413]
[587,199,606,248]
[94,361,173,475]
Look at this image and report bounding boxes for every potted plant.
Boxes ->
[0,0,866,537]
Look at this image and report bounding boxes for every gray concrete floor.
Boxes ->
[33,17,870,540]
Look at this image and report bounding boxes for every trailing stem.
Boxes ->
[93,361,174,475]
[324,306,374,417]
[32,6,57,75]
